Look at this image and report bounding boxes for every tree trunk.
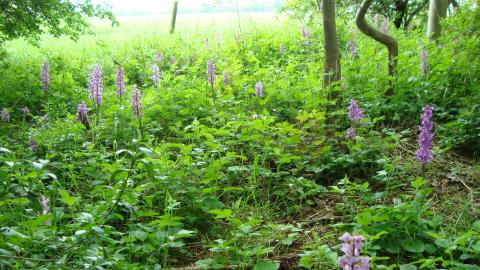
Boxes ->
[320,0,341,89]
[170,0,179,34]
[427,0,448,40]
[393,0,407,29]
[356,0,398,95]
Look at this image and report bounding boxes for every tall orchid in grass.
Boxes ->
[1,108,10,122]
[255,81,263,97]
[421,47,428,78]
[207,60,216,101]
[88,65,103,124]
[131,85,144,138]
[348,39,357,59]
[21,106,29,125]
[40,60,50,93]
[155,51,162,63]
[223,71,230,87]
[301,27,311,44]
[346,99,364,140]
[116,65,125,98]
[207,60,216,86]
[38,194,50,225]
[77,101,89,130]
[152,64,160,86]
[21,106,30,115]
[337,233,370,270]
[28,138,39,153]
[416,105,434,174]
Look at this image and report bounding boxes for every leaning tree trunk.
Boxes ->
[320,0,341,89]
[427,0,448,40]
[356,0,398,95]
[170,0,179,34]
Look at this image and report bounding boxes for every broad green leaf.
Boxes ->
[0,147,12,153]
[132,230,148,241]
[59,189,77,207]
[401,239,425,253]
[253,261,280,270]
[399,264,417,270]
[208,209,232,219]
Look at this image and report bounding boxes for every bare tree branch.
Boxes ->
[356,0,398,95]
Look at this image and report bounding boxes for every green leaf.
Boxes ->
[173,229,195,240]
[59,189,77,207]
[208,209,232,219]
[399,264,417,270]
[115,149,134,156]
[412,177,426,189]
[0,147,12,153]
[251,119,265,131]
[253,261,280,270]
[138,147,154,157]
[401,239,425,253]
[132,230,148,241]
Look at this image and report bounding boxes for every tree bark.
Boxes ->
[320,0,341,89]
[356,0,398,95]
[427,0,448,40]
[393,0,408,29]
[170,0,179,34]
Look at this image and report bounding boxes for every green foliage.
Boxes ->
[0,0,117,45]
[0,5,479,269]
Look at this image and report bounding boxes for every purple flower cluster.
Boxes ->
[337,232,370,270]
[348,99,365,121]
[40,60,51,92]
[116,65,125,97]
[131,85,143,119]
[28,138,39,152]
[346,127,356,140]
[279,45,286,54]
[1,108,10,122]
[207,60,216,86]
[152,64,161,86]
[255,81,263,97]
[155,51,162,63]
[421,48,428,77]
[301,27,311,40]
[170,56,176,65]
[77,101,88,124]
[39,194,50,224]
[382,18,389,34]
[21,106,30,115]
[223,71,230,86]
[415,105,434,165]
[348,40,357,58]
[88,65,103,106]
[346,99,364,140]
[39,194,49,214]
